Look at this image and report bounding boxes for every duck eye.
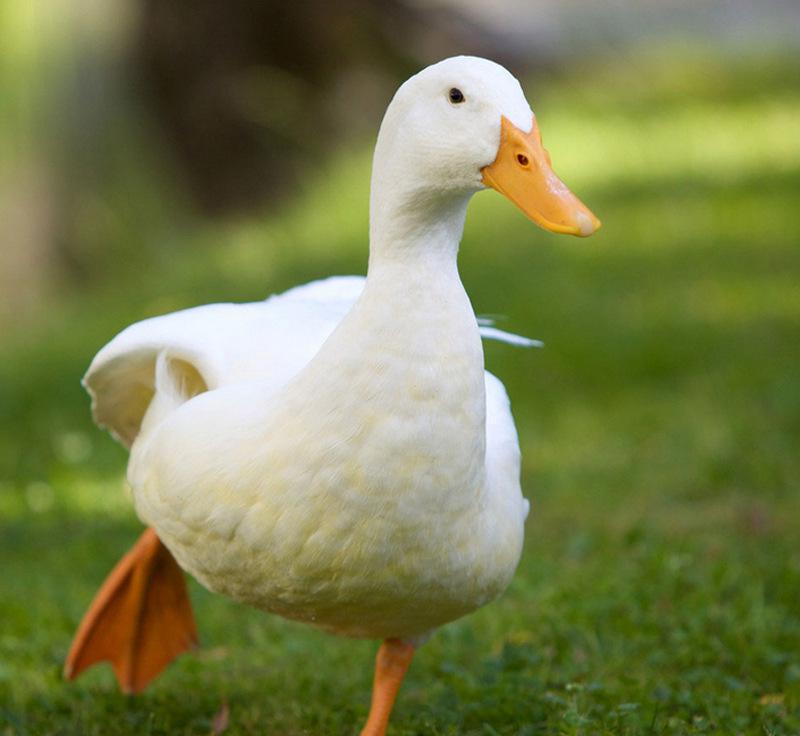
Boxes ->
[448,88,465,104]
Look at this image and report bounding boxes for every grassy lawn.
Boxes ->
[2,50,800,734]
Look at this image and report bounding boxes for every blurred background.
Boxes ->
[2,0,799,733]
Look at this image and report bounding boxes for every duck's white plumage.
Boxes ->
[85,273,531,639]
[82,56,564,644]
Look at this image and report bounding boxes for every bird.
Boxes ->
[64,55,600,735]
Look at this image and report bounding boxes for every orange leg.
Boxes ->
[64,527,198,694]
[360,638,415,736]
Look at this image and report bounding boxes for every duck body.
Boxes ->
[99,263,527,639]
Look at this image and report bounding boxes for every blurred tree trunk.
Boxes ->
[132,0,515,215]
[0,162,58,325]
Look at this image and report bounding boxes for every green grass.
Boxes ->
[2,49,800,734]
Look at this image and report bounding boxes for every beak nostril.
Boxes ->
[516,153,529,167]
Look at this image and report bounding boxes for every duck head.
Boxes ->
[371,56,600,241]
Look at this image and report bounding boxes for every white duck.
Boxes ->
[64,56,600,735]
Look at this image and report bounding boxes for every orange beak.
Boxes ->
[481,115,601,237]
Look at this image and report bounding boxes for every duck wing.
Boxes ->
[84,275,536,448]
[484,371,530,521]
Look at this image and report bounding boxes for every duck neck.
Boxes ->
[366,107,476,273]
[367,186,470,274]
[364,175,475,320]
[296,164,487,500]
[356,167,486,472]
